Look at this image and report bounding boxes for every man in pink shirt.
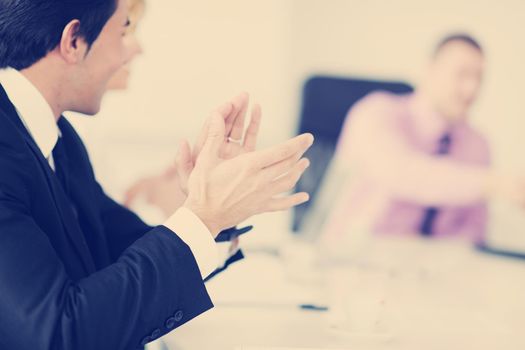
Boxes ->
[320,34,523,244]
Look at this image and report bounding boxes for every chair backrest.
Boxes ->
[292,75,413,233]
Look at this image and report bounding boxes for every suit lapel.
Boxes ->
[0,84,96,273]
[58,118,114,268]
[26,140,96,273]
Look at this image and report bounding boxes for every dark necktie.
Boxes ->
[52,136,80,219]
[52,137,70,195]
[419,133,452,236]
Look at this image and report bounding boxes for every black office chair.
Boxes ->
[292,75,413,233]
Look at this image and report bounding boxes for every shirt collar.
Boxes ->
[0,67,58,159]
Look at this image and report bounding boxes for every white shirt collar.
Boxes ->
[0,67,58,159]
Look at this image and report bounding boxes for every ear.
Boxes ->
[58,19,88,64]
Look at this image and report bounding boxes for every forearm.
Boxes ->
[365,154,491,206]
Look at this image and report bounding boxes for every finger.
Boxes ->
[217,101,235,138]
[243,104,262,152]
[193,102,233,161]
[164,164,178,178]
[269,158,310,195]
[122,185,141,207]
[217,101,234,116]
[175,140,193,190]
[254,133,314,169]
[122,179,148,207]
[198,113,225,164]
[264,192,310,212]
[192,118,210,162]
[260,149,306,183]
[228,92,249,140]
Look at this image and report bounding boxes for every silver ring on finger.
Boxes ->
[228,137,242,144]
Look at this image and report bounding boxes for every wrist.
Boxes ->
[183,199,221,238]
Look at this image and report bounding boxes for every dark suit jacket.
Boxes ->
[0,84,214,350]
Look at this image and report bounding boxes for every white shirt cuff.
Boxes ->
[163,207,219,279]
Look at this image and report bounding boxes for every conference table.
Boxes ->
[151,221,525,350]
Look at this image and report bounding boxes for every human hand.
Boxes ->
[175,92,262,195]
[183,113,314,237]
[123,168,187,216]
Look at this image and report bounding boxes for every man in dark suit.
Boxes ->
[0,0,313,349]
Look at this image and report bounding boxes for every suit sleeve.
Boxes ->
[95,181,154,260]
[0,183,213,350]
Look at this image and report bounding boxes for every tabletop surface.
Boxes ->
[154,234,525,350]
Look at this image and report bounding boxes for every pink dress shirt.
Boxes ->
[321,91,491,243]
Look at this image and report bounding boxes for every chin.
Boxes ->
[82,106,102,116]
[75,100,103,116]
[107,71,130,91]
[107,79,129,91]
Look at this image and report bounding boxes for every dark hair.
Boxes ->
[434,33,484,57]
[0,0,118,70]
